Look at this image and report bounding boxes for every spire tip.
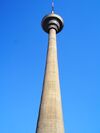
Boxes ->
[51,0,54,13]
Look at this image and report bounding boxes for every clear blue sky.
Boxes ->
[0,0,100,133]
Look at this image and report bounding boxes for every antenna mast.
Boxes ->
[52,0,54,13]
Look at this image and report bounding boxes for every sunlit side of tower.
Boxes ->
[36,2,64,133]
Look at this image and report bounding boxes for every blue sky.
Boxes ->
[0,0,100,133]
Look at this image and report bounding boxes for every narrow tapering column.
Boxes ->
[36,12,64,133]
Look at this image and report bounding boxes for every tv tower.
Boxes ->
[36,1,64,132]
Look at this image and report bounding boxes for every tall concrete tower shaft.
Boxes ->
[36,13,64,133]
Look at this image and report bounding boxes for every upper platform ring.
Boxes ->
[41,13,64,34]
